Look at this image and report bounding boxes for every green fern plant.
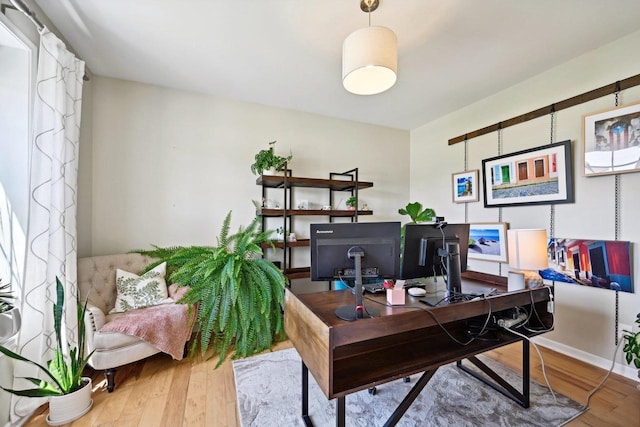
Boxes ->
[134,211,286,367]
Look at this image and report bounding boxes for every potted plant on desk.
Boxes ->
[0,277,93,425]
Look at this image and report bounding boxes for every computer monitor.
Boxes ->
[400,223,470,300]
[310,221,401,321]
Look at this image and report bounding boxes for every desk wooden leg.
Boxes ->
[302,362,313,426]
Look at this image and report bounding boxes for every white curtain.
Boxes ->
[11,29,84,422]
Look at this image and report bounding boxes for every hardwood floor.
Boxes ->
[24,341,639,427]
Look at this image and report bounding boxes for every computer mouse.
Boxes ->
[407,287,426,297]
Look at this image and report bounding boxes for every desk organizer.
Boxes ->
[386,288,405,305]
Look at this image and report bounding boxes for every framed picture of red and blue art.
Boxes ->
[542,238,633,293]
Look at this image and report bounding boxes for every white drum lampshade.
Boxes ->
[342,26,397,95]
[507,229,549,290]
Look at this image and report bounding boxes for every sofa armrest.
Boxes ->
[85,303,106,332]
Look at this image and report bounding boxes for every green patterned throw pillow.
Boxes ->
[110,262,170,313]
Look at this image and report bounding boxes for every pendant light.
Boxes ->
[342,0,398,95]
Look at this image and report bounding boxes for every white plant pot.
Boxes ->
[46,377,93,426]
[0,307,21,344]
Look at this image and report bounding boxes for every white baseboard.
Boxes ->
[532,336,639,382]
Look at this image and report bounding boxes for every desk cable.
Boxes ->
[578,338,625,412]
[363,293,495,347]
[523,286,555,334]
[498,324,558,404]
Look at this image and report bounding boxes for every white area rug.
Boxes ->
[233,347,584,427]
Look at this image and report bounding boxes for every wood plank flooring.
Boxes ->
[24,341,639,426]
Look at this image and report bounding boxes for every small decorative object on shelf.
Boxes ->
[250,141,292,175]
[346,196,357,210]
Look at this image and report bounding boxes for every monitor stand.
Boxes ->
[335,248,380,321]
[421,243,465,307]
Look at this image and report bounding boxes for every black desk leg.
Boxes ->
[336,397,345,427]
[383,369,438,427]
[302,362,313,426]
[522,338,530,408]
[456,338,530,408]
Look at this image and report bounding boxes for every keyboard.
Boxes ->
[363,283,385,294]
[402,280,426,288]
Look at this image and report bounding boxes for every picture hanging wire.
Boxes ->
[613,83,622,347]
[496,125,503,275]
[464,136,468,222]
[549,105,556,241]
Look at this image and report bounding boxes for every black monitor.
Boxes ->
[400,223,470,301]
[310,221,401,321]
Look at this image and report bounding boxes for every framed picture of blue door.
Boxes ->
[481,140,574,208]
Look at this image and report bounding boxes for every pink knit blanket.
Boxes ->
[100,301,195,360]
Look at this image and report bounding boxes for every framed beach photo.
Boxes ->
[468,223,508,263]
[452,170,479,203]
[481,140,573,208]
[582,102,640,177]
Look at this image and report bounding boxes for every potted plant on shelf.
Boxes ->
[346,196,357,210]
[0,277,93,425]
[134,210,287,367]
[622,313,640,384]
[0,279,21,344]
[250,140,293,175]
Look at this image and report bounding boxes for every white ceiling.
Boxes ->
[33,0,640,130]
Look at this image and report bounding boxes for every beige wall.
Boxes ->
[411,29,640,378]
[78,28,640,379]
[82,77,410,291]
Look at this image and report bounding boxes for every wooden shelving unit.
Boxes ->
[257,167,373,282]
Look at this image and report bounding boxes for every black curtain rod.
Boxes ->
[7,0,44,31]
[2,0,90,81]
[448,72,640,145]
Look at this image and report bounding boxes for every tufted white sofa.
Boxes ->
[77,253,187,392]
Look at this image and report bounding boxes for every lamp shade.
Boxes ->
[507,229,548,271]
[342,26,397,95]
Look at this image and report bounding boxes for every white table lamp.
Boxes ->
[507,229,548,291]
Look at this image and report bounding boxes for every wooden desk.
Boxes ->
[284,275,553,426]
